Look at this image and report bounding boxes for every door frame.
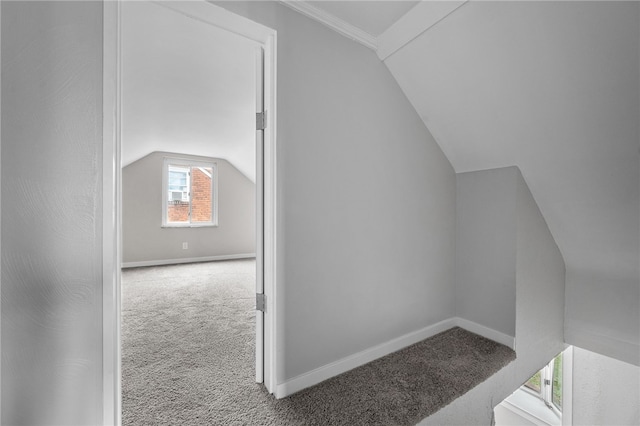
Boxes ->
[102,2,278,424]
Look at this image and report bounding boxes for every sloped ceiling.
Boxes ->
[122,1,256,181]
[306,1,418,36]
[384,1,638,292]
[304,0,639,353]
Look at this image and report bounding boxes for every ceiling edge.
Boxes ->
[279,0,378,50]
[377,0,468,61]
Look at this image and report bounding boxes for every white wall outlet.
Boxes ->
[182,242,188,250]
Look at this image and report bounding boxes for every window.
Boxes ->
[523,353,563,414]
[162,158,217,227]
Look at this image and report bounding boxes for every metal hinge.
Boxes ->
[256,111,266,131]
[544,379,551,386]
[256,293,266,312]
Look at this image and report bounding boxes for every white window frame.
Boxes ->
[522,352,564,418]
[161,157,218,227]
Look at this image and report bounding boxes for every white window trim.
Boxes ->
[162,157,218,227]
[503,348,572,426]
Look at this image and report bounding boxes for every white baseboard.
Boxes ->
[275,317,515,399]
[453,317,516,350]
[275,318,457,398]
[122,253,256,269]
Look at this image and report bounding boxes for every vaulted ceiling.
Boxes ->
[122,1,256,181]
[287,0,639,341]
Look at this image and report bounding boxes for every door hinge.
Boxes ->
[256,293,266,312]
[256,111,266,131]
[544,379,551,386]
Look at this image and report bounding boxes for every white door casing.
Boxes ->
[102,1,278,424]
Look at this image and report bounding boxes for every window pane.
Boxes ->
[524,370,541,393]
[167,165,190,223]
[168,166,189,192]
[552,353,562,410]
[191,167,212,223]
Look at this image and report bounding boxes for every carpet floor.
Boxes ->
[122,260,515,425]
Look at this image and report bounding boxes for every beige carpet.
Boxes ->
[122,260,515,425]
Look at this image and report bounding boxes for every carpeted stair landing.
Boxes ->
[122,260,516,425]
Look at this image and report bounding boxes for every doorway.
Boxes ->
[102,2,277,424]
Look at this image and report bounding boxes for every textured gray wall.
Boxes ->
[455,167,517,337]
[215,1,457,383]
[1,2,103,425]
[122,152,255,264]
[572,347,639,425]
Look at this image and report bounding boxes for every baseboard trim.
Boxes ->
[453,317,516,350]
[275,318,457,398]
[275,317,515,399]
[122,253,256,269]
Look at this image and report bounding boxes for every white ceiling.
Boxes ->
[306,0,639,315]
[306,1,418,36]
[121,1,257,181]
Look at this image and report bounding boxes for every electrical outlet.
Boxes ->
[182,242,188,250]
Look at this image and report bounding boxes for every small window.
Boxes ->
[522,353,563,414]
[524,370,541,393]
[552,353,562,410]
[162,158,217,227]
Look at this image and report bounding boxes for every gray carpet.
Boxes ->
[122,260,516,425]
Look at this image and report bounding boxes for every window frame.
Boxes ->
[522,353,563,418]
[161,157,218,227]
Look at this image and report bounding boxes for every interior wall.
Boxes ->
[122,152,255,265]
[515,168,565,365]
[572,347,640,425]
[565,270,639,366]
[422,168,565,425]
[1,2,103,425]
[215,1,457,383]
[455,167,517,338]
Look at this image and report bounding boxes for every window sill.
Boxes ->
[500,388,561,426]
[161,223,218,228]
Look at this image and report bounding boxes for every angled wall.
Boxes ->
[423,167,565,424]
[122,152,255,266]
[215,0,457,387]
[1,2,103,424]
[455,167,517,342]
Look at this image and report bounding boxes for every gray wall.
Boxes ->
[455,167,517,338]
[1,0,456,421]
[122,152,255,265]
[423,168,565,425]
[572,347,639,425]
[215,1,456,382]
[565,270,639,366]
[1,2,103,425]
[515,168,565,364]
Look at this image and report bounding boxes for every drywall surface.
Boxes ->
[572,347,640,425]
[514,168,565,368]
[565,269,639,366]
[122,152,255,264]
[423,169,565,425]
[455,167,517,338]
[1,2,103,425]
[215,1,456,383]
